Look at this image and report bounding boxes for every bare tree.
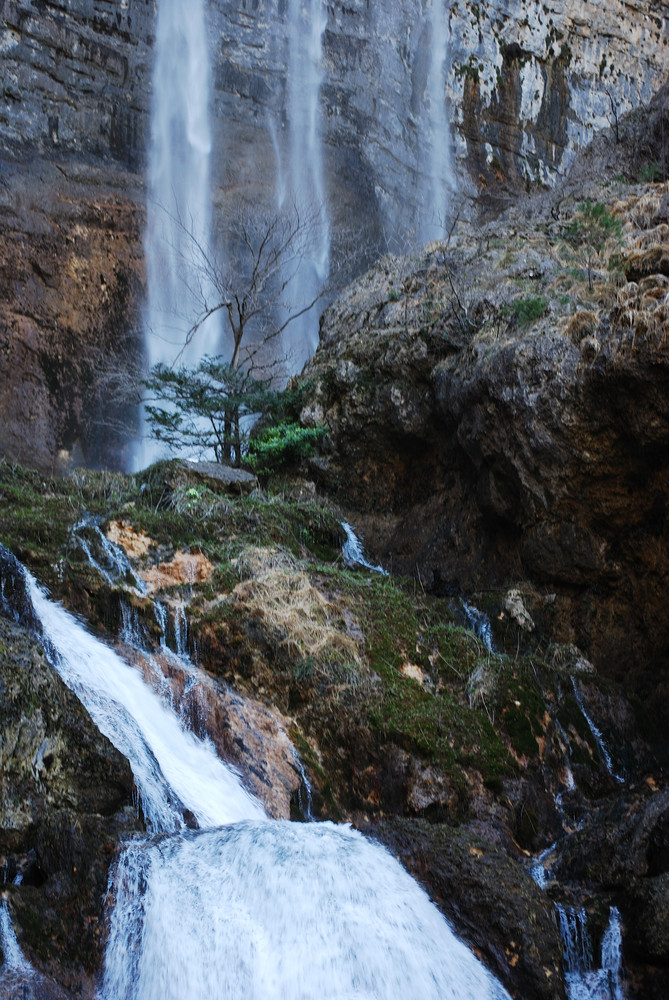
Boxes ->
[169,199,332,372]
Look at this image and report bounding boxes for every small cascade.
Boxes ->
[70,516,146,594]
[20,563,264,832]
[290,748,314,822]
[461,600,495,653]
[172,602,189,657]
[529,841,558,890]
[600,908,624,1000]
[153,600,189,658]
[571,678,624,784]
[420,0,455,243]
[276,0,330,371]
[557,904,625,1000]
[558,904,594,979]
[341,521,388,575]
[0,872,39,995]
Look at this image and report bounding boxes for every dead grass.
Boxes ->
[230,546,364,673]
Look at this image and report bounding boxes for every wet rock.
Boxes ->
[360,817,566,1000]
[0,615,140,993]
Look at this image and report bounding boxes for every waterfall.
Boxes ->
[557,904,625,1000]
[420,0,455,244]
[0,545,513,1000]
[341,521,388,575]
[134,0,220,470]
[571,677,624,784]
[461,600,495,653]
[276,0,330,372]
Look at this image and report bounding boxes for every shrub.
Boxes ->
[245,421,325,477]
[511,295,548,326]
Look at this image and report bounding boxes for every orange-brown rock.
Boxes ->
[141,551,214,593]
[106,520,153,559]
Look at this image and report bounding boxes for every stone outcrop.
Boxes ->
[298,178,669,727]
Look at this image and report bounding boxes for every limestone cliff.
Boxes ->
[1,0,668,471]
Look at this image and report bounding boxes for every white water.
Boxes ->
[1,550,513,1000]
[420,0,455,243]
[71,516,146,594]
[0,896,31,975]
[276,0,330,371]
[571,678,624,784]
[25,573,263,832]
[135,0,220,470]
[102,822,509,1000]
[341,521,388,575]
[558,905,625,1000]
[461,600,495,653]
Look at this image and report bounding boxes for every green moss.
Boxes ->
[346,576,515,785]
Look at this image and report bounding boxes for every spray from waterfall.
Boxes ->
[420,0,455,244]
[276,0,330,372]
[134,0,220,470]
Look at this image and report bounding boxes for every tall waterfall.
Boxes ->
[0,546,512,1000]
[144,0,219,368]
[134,0,220,470]
[420,0,455,244]
[275,0,330,372]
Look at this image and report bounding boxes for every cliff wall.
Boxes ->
[0,0,667,470]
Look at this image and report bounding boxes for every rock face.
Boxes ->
[0,614,139,995]
[297,177,669,728]
[1,0,668,471]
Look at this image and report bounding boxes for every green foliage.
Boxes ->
[638,161,663,183]
[246,421,325,477]
[144,357,280,466]
[564,200,623,291]
[510,295,548,326]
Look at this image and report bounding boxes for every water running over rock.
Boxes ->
[341,521,388,575]
[558,904,624,1000]
[0,546,513,1000]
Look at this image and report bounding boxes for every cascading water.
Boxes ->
[571,677,624,784]
[461,600,495,653]
[0,545,513,1000]
[419,0,455,244]
[557,904,625,1000]
[134,0,220,470]
[341,521,388,575]
[275,0,330,371]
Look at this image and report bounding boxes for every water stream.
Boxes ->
[134,0,221,471]
[0,547,512,1000]
[571,677,624,784]
[557,904,624,1000]
[341,521,388,575]
[420,0,455,243]
[276,0,331,372]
